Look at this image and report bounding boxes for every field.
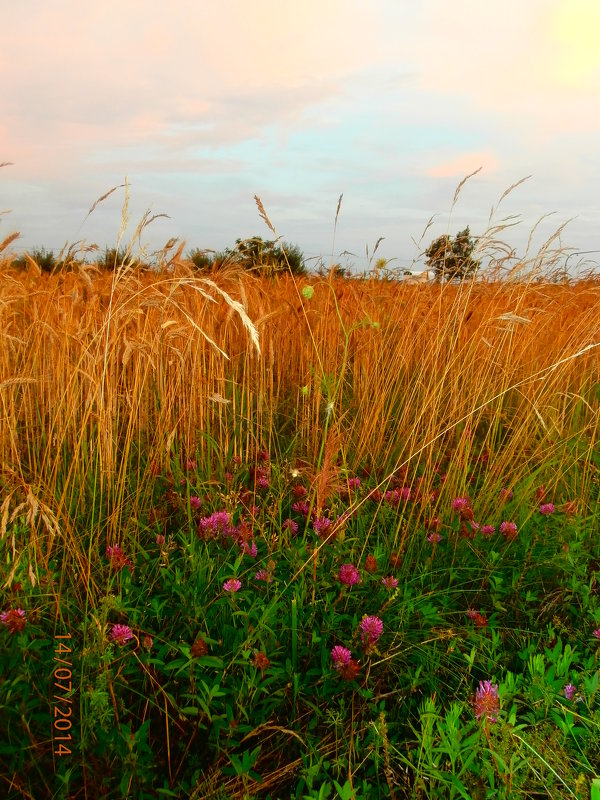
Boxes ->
[1,244,600,798]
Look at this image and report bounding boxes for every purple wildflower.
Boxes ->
[111,624,134,646]
[499,488,514,501]
[500,521,518,540]
[480,524,495,537]
[240,540,258,558]
[331,645,352,670]
[223,579,242,593]
[564,683,576,700]
[347,477,361,490]
[473,680,499,722]
[360,615,384,646]
[189,495,202,510]
[452,497,471,513]
[282,518,299,535]
[382,576,399,589]
[254,569,273,583]
[427,531,442,544]
[0,608,27,634]
[593,628,600,639]
[198,511,231,538]
[338,563,360,586]
[313,516,333,538]
[106,545,133,572]
[539,503,555,515]
[292,501,311,517]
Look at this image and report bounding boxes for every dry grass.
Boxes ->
[1,255,599,571]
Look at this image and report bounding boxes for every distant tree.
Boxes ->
[14,247,58,273]
[425,227,480,282]
[188,248,215,271]
[96,247,141,271]
[233,236,306,276]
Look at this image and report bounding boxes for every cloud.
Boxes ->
[425,152,500,179]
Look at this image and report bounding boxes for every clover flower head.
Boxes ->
[338,563,360,586]
[282,518,299,535]
[382,576,399,589]
[500,521,518,540]
[111,624,134,646]
[473,680,499,722]
[564,683,576,700]
[360,615,383,646]
[539,503,555,516]
[223,579,242,593]
[331,645,352,670]
[0,608,26,634]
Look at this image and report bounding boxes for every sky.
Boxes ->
[2,0,600,273]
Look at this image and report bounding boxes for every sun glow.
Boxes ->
[549,0,600,87]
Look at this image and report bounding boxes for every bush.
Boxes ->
[425,226,481,282]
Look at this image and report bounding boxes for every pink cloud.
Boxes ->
[426,152,500,179]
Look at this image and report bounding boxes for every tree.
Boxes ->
[233,237,306,277]
[425,227,480,282]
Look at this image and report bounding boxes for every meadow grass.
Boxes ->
[0,212,600,798]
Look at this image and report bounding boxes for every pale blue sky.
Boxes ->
[2,0,599,272]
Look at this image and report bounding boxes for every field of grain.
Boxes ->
[1,254,600,798]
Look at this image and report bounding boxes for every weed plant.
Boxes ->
[0,189,600,798]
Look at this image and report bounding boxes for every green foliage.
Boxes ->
[1,426,599,797]
[425,226,481,282]
[13,246,59,273]
[233,236,307,276]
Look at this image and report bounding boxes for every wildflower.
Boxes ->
[499,488,514,501]
[466,610,488,627]
[252,651,270,672]
[292,500,311,517]
[564,683,576,700]
[364,554,378,573]
[331,645,352,670]
[223,579,242,593]
[338,563,360,586]
[254,569,273,583]
[427,531,442,544]
[257,477,269,491]
[347,477,361,490]
[360,615,384,647]
[313,516,333,539]
[399,486,411,502]
[156,534,165,546]
[539,503,555,516]
[257,449,270,463]
[292,484,308,500]
[191,637,208,658]
[593,628,600,639]
[110,624,134,646]
[425,516,442,532]
[198,511,231,539]
[500,521,518,541]
[473,680,499,722]
[382,576,398,589]
[142,635,153,650]
[240,540,258,558]
[452,497,471,514]
[480,524,495,537]
[339,660,361,680]
[389,552,402,569]
[189,495,202,510]
[106,545,133,572]
[0,608,27,634]
[282,518,299,535]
